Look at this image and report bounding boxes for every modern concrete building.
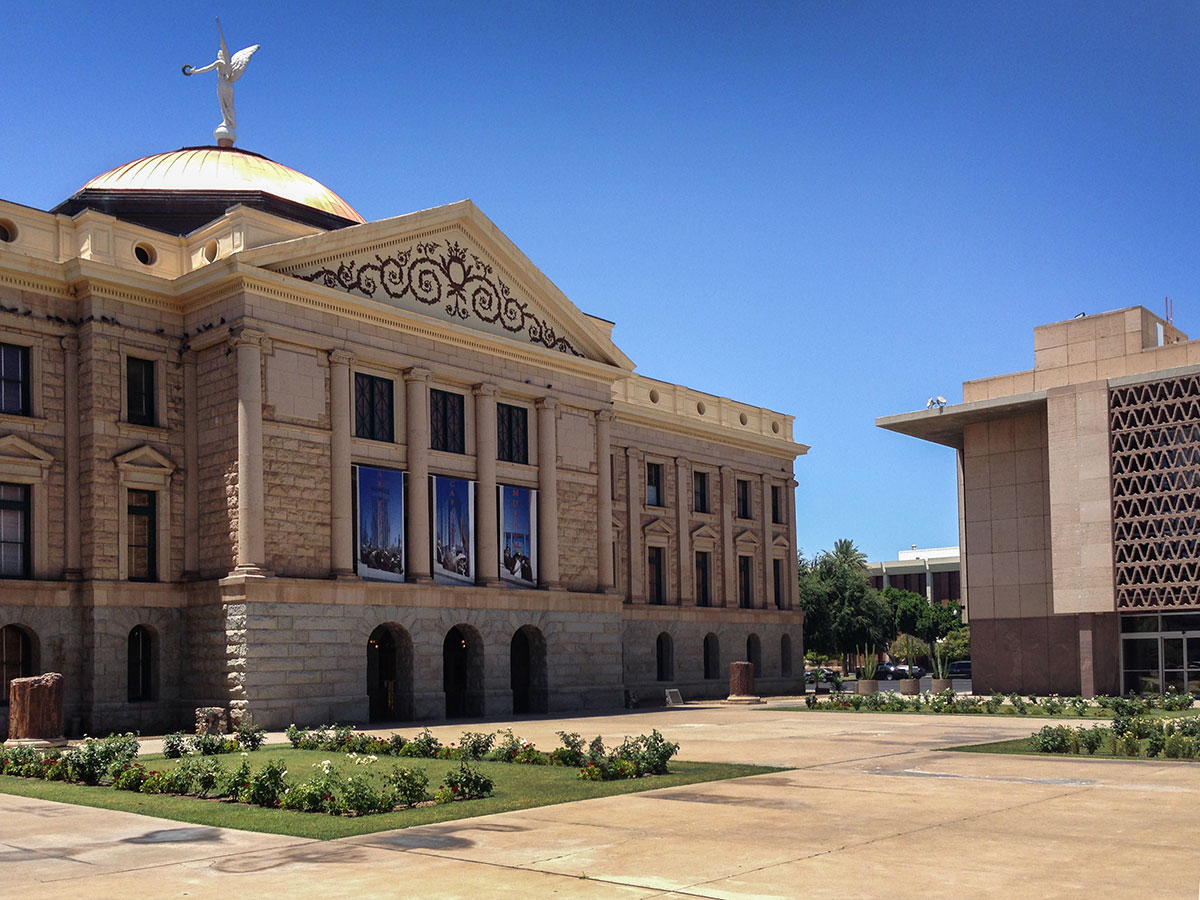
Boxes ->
[0,142,806,734]
[866,546,961,608]
[879,306,1200,697]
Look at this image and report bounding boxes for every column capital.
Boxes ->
[787,478,799,490]
[404,366,432,384]
[595,409,616,424]
[473,382,499,398]
[625,447,643,461]
[228,326,267,349]
[60,336,79,353]
[328,348,355,367]
[719,465,734,476]
[675,456,689,468]
[536,396,559,413]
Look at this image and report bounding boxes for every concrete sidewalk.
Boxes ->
[3,704,1198,899]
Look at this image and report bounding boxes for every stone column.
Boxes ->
[230,327,268,574]
[720,466,735,607]
[625,448,644,602]
[404,367,433,582]
[61,337,82,580]
[536,398,561,589]
[328,350,355,578]
[474,383,501,585]
[595,411,615,592]
[761,475,773,610]
[182,350,200,579]
[675,457,691,605]
[786,478,799,610]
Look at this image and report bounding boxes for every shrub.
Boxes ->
[443,761,494,800]
[1077,726,1106,755]
[162,732,187,759]
[1146,729,1166,758]
[63,733,140,785]
[219,757,253,799]
[1174,715,1200,737]
[1068,696,1090,717]
[513,743,548,765]
[804,694,818,709]
[458,731,496,761]
[141,765,192,795]
[403,728,442,759]
[1039,696,1065,716]
[279,778,328,813]
[615,730,679,776]
[1163,692,1195,712]
[340,773,395,815]
[235,723,267,752]
[188,757,225,797]
[241,759,288,807]
[190,731,228,756]
[385,764,430,807]
[433,785,456,804]
[849,695,864,710]
[387,734,408,755]
[285,724,304,749]
[577,761,604,781]
[985,693,1005,714]
[1008,694,1028,715]
[552,731,586,768]
[1030,725,1073,753]
[488,728,523,762]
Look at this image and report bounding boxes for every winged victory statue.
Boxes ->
[182,19,260,147]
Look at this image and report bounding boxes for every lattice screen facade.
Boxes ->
[1111,374,1200,609]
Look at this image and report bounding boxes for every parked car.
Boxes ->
[948,660,972,679]
[895,664,925,679]
[805,667,836,684]
[874,661,900,681]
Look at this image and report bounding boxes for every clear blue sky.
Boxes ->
[4,2,1199,560]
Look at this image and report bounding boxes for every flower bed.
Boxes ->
[1027,713,1200,759]
[795,689,1195,717]
[0,725,680,819]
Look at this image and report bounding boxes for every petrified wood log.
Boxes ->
[7,672,65,744]
[727,661,762,703]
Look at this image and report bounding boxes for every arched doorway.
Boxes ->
[1,624,34,707]
[368,624,413,722]
[703,633,720,680]
[510,625,548,715]
[747,633,762,677]
[443,625,484,718]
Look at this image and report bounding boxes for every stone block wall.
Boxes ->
[262,430,331,577]
[195,343,238,578]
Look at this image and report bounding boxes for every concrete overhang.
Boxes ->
[875,390,1048,450]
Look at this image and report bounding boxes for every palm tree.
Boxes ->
[826,538,867,572]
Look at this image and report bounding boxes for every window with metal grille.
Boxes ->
[0,343,30,416]
[431,389,465,454]
[127,490,157,582]
[497,403,528,464]
[0,483,30,578]
[354,373,394,442]
[126,357,156,426]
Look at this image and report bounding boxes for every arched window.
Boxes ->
[781,634,793,676]
[656,632,674,682]
[1,624,33,706]
[746,633,762,677]
[128,625,153,702]
[703,633,720,680]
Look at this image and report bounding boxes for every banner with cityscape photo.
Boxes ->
[499,484,537,587]
[355,465,405,582]
[432,475,475,586]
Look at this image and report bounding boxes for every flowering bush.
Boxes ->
[457,731,496,761]
[111,763,148,791]
[241,759,288,807]
[551,731,586,768]
[384,764,430,807]
[235,723,267,751]
[443,761,494,799]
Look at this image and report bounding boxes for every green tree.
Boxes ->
[799,541,893,666]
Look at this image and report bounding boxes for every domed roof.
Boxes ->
[80,146,364,224]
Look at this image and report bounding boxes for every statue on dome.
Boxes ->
[182,18,260,147]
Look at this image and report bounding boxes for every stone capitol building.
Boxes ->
[0,56,806,734]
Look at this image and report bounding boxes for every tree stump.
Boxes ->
[727,660,763,704]
[5,672,67,747]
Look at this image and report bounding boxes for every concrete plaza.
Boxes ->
[2,702,1197,899]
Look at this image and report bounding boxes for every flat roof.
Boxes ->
[875,391,1048,450]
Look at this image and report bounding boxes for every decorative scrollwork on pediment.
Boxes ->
[292,240,583,356]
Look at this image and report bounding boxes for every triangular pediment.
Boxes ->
[114,444,176,474]
[242,201,633,369]
[690,523,719,542]
[643,517,675,538]
[0,435,54,468]
[734,528,760,546]
[772,533,791,550]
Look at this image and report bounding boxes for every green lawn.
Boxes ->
[0,747,780,840]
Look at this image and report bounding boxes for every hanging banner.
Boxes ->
[433,475,475,585]
[355,465,405,582]
[499,484,537,587]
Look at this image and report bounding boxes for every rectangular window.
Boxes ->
[430,389,465,454]
[646,462,663,507]
[0,343,30,417]
[648,546,665,604]
[127,489,157,582]
[497,403,528,464]
[126,356,156,426]
[773,558,784,609]
[736,479,753,519]
[771,485,784,524]
[738,555,754,609]
[0,483,31,578]
[354,373,394,442]
[695,551,711,607]
[693,471,709,513]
